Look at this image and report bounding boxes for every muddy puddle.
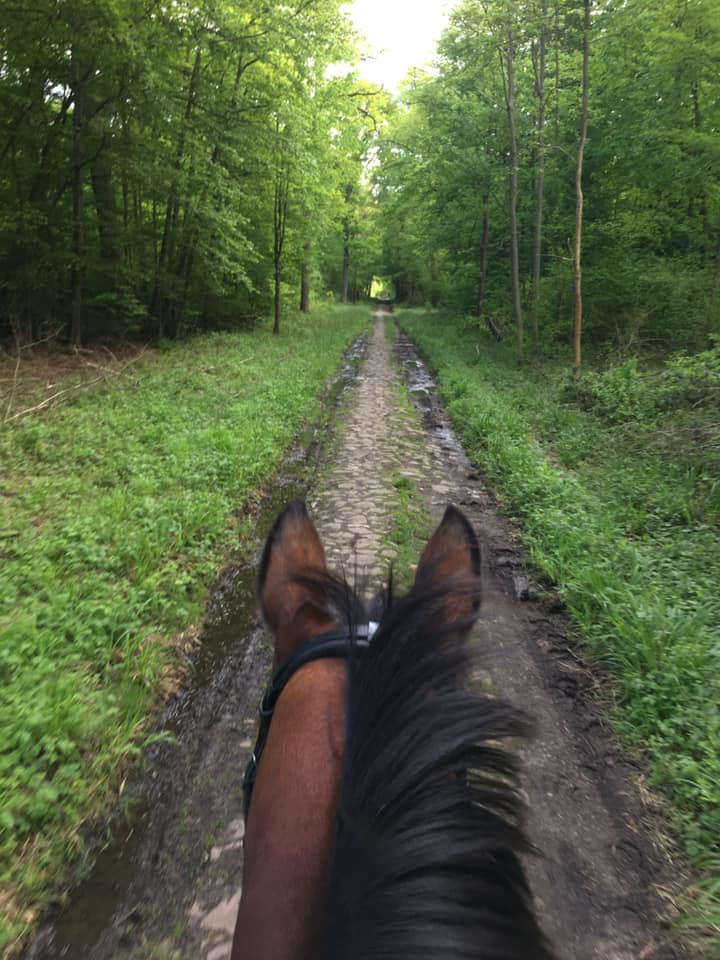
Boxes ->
[25,334,368,960]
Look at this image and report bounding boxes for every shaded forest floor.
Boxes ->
[24,312,701,960]
[0,343,150,423]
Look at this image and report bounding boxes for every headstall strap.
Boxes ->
[242,624,376,822]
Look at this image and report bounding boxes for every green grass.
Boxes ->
[399,309,720,937]
[680,861,720,955]
[0,305,368,950]
[381,320,434,588]
[383,471,431,591]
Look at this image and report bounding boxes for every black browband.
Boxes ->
[242,625,374,821]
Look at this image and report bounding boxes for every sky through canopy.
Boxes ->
[345,0,455,91]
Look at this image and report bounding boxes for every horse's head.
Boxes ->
[258,499,337,669]
[236,501,552,960]
[412,502,481,629]
[258,499,482,670]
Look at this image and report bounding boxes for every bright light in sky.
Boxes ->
[345,0,456,92]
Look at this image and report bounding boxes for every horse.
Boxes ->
[231,499,554,960]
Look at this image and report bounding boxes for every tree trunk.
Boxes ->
[70,43,85,346]
[554,1,561,148]
[121,124,131,271]
[574,0,590,377]
[690,81,712,263]
[476,192,489,318]
[91,153,122,277]
[300,205,311,313]
[532,0,547,346]
[273,154,289,336]
[341,184,353,304]
[430,252,439,306]
[709,255,720,319]
[149,46,201,336]
[476,192,501,341]
[300,241,311,313]
[273,184,288,335]
[169,219,197,338]
[274,266,282,335]
[341,219,350,304]
[503,29,523,361]
[178,243,196,336]
[169,70,232,335]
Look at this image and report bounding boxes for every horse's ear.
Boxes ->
[258,501,335,666]
[413,505,481,626]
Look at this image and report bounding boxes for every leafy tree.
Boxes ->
[0,0,371,345]
[375,0,720,357]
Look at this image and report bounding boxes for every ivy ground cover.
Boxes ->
[0,306,367,949]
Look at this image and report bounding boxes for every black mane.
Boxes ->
[318,574,554,960]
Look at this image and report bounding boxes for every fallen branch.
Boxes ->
[14,327,65,354]
[6,373,111,420]
[81,360,140,382]
[101,344,121,364]
[4,345,149,423]
[2,326,66,421]
[484,314,503,342]
[4,352,21,422]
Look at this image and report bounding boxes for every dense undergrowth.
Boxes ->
[0,305,367,951]
[400,310,720,934]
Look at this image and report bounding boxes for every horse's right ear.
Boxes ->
[413,505,481,627]
[258,501,335,667]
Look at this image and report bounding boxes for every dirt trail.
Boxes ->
[28,313,685,960]
[394,327,685,960]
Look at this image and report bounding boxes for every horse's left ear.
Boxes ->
[259,501,336,668]
[413,505,481,626]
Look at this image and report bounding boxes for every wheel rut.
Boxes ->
[27,312,687,960]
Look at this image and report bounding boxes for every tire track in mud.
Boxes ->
[26,312,687,960]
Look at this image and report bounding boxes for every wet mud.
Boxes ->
[394,327,687,960]
[25,316,688,960]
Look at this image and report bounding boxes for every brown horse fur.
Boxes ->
[231,501,553,960]
[233,501,343,960]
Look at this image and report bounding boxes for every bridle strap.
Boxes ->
[243,625,375,821]
[263,625,373,713]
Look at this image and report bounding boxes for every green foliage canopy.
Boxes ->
[375,0,720,352]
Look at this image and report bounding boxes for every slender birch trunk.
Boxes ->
[574,0,590,377]
[300,207,311,313]
[477,192,490,318]
[532,0,547,346]
[70,43,85,346]
[300,241,311,313]
[273,166,289,336]
[341,184,352,303]
[503,29,523,361]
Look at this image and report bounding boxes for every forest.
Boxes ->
[2,0,717,358]
[378,0,720,363]
[1,0,719,955]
